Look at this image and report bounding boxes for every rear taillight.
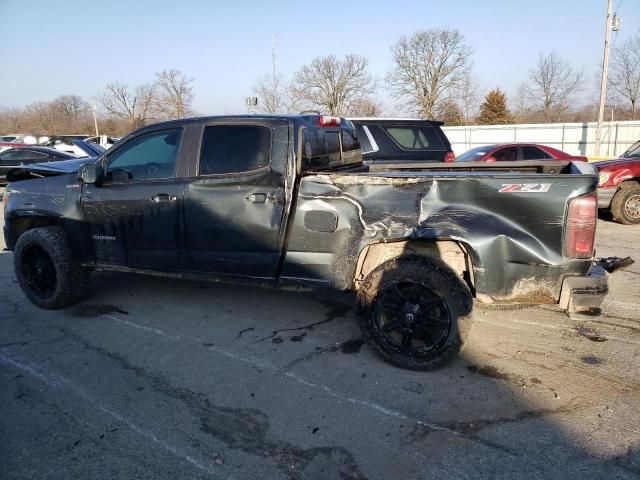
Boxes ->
[444,151,456,162]
[319,116,341,127]
[565,192,597,258]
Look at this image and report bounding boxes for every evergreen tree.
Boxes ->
[476,88,514,124]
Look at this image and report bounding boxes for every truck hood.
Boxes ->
[6,157,97,182]
[593,158,640,170]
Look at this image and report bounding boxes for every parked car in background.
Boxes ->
[41,135,91,156]
[349,118,455,163]
[85,135,119,149]
[620,140,640,159]
[0,146,76,185]
[0,142,28,154]
[0,134,37,144]
[595,157,640,224]
[455,144,587,163]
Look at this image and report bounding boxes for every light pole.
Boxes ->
[92,102,99,137]
[594,0,621,157]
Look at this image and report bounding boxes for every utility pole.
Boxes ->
[272,33,277,85]
[92,102,99,137]
[595,0,614,157]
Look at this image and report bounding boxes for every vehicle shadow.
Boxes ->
[20,260,634,479]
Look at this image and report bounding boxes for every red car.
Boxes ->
[595,157,640,224]
[454,143,587,163]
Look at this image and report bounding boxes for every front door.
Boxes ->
[183,121,288,278]
[81,128,187,270]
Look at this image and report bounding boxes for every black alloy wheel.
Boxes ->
[372,282,451,357]
[21,244,58,297]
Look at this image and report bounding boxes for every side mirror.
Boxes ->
[486,156,497,163]
[78,163,102,184]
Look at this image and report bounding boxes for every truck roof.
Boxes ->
[136,114,349,131]
[348,117,444,126]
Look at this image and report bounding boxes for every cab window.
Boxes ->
[199,125,271,175]
[382,125,443,150]
[107,129,182,181]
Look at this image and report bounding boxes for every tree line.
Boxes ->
[254,28,640,126]
[1,29,638,137]
[0,69,195,137]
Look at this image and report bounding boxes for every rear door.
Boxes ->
[183,120,289,278]
[80,127,188,270]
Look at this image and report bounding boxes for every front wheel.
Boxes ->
[14,227,90,309]
[357,256,473,371]
[610,182,640,225]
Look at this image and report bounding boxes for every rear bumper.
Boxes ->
[558,264,608,314]
[597,187,617,209]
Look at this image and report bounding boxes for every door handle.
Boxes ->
[151,194,177,203]
[246,193,267,203]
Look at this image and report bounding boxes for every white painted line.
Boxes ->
[0,353,222,478]
[104,315,273,370]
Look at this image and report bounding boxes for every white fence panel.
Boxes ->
[442,121,640,159]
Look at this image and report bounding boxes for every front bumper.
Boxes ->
[558,264,608,314]
[597,187,617,209]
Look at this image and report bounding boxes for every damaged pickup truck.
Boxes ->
[3,114,608,370]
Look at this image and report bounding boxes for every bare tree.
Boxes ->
[154,69,194,119]
[453,71,480,123]
[291,54,376,115]
[512,82,533,122]
[53,95,88,119]
[610,33,640,119]
[386,29,473,119]
[527,51,583,123]
[252,73,297,113]
[436,98,465,126]
[98,81,156,129]
[346,97,384,117]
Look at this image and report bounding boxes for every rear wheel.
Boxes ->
[14,227,90,309]
[357,256,473,371]
[610,182,640,225]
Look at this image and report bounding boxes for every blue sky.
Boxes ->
[0,0,638,115]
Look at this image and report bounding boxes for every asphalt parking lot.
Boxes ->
[1,214,639,479]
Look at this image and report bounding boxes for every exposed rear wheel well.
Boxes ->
[7,216,60,250]
[353,240,475,294]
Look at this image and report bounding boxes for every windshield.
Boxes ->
[622,141,640,158]
[74,140,105,157]
[455,146,492,162]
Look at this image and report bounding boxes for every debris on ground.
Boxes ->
[596,256,635,273]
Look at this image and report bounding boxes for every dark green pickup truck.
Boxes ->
[3,114,607,370]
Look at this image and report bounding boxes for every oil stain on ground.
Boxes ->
[340,338,364,354]
[575,325,607,342]
[282,338,366,371]
[467,365,512,381]
[256,295,353,343]
[581,355,603,365]
[70,304,129,317]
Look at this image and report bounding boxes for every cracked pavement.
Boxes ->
[1,217,639,479]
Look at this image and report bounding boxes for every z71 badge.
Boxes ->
[499,183,551,193]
